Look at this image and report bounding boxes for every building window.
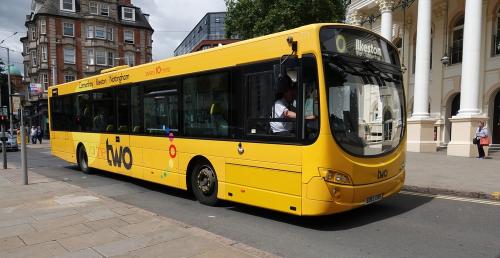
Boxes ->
[95,26,106,39]
[63,47,75,64]
[41,45,47,62]
[31,27,36,40]
[87,25,94,38]
[96,50,106,65]
[40,20,46,35]
[124,30,134,44]
[100,3,109,16]
[63,22,74,37]
[450,16,464,64]
[125,52,134,66]
[42,73,49,90]
[106,27,113,41]
[215,18,221,23]
[64,73,76,82]
[87,49,94,65]
[122,7,135,21]
[31,50,37,66]
[24,43,29,54]
[60,0,75,12]
[107,52,114,66]
[494,9,500,55]
[89,2,98,14]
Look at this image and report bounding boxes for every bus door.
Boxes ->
[224,60,303,214]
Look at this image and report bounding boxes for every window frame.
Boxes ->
[41,45,48,62]
[40,20,46,35]
[60,0,76,12]
[63,22,75,37]
[89,2,98,14]
[95,26,106,39]
[87,48,95,65]
[63,47,75,64]
[100,3,109,16]
[122,7,136,21]
[124,30,134,44]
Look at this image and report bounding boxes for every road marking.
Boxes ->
[400,191,500,206]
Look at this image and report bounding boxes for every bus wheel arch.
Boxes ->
[187,156,218,206]
[76,143,91,174]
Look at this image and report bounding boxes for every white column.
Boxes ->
[458,0,483,116]
[378,0,394,40]
[412,0,432,118]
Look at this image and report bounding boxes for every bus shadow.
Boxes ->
[63,165,196,201]
[60,165,432,230]
[224,193,433,231]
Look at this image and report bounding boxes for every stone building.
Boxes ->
[20,0,153,135]
[346,0,500,157]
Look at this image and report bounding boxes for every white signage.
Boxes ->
[355,39,382,57]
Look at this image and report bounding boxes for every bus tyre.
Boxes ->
[77,145,91,174]
[191,162,218,206]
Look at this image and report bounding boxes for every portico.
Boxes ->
[347,0,500,157]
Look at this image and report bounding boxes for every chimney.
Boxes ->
[118,0,131,5]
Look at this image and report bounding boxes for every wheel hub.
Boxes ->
[197,166,215,195]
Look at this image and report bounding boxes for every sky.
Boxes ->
[0,0,227,74]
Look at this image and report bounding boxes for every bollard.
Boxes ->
[20,107,28,185]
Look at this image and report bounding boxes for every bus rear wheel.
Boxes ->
[77,145,91,174]
[191,162,218,206]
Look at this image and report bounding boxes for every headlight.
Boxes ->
[320,168,352,185]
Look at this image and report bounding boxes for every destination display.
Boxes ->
[320,27,399,65]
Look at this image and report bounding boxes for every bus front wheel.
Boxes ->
[191,162,218,206]
[77,145,91,174]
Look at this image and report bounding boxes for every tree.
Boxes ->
[225,0,348,39]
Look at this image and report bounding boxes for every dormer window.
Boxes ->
[60,0,75,12]
[122,7,135,21]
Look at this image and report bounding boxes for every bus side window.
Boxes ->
[183,72,229,138]
[301,55,319,141]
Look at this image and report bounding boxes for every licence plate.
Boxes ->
[365,193,383,204]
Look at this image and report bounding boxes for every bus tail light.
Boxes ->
[320,169,352,185]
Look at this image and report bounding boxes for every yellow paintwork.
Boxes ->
[48,23,406,216]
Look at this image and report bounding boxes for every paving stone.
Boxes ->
[111,206,142,216]
[20,224,93,245]
[0,240,68,258]
[31,214,88,232]
[32,208,79,221]
[84,217,130,231]
[0,216,34,228]
[93,236,151,257]
[83,208,118,221]
[127,236,222,258]
[52,248,104,258]
[120,212,154,224]
[0,236,25,251]
[58,228,127,251]
[0,223,36,239]
[114,218,174,237]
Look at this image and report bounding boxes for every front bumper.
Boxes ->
[303,170,405,215]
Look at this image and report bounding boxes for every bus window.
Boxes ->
[92,90,115,133]
[183,72,229,137]
[301,55,319,141]
[131,86,143,134]
[116,88,130,133]
[245,63,298,139]
[72,93,91,132]
[143,80,179,135]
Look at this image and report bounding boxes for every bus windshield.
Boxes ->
[320,28,405,157]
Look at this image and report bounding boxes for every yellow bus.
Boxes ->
[49,24,406,216]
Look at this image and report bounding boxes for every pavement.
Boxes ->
[0,151,277,257]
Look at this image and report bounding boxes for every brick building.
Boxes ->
[20,0,153,135]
